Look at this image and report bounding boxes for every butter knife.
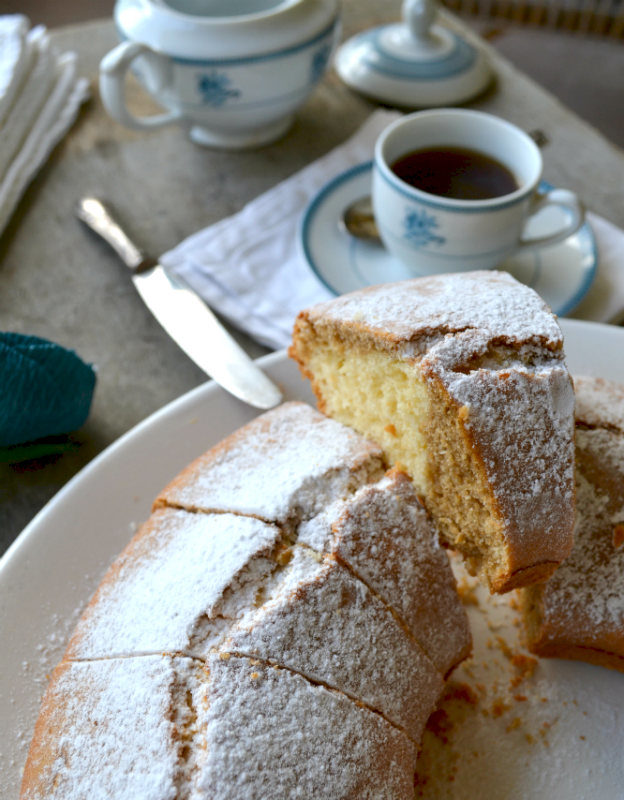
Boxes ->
[76,197,282,410]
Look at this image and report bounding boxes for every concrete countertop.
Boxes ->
[1,0,623,554]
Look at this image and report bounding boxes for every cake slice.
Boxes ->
[226,545,444,740]
[154,401,385,535]
[290,271,576,593]
[298,468,471,676]
[64,508,287,660]
[195,654,419,800]
[20,654,199,800]
[521,376,624,671]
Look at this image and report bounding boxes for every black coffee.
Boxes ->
[390,146,519,200]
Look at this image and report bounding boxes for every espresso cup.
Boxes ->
[99,0,340,149]
[372,109,584,275]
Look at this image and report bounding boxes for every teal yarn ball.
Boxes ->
[0,332,96,448]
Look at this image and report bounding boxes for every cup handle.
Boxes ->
[516,186,585,252]
[99,41,179,131]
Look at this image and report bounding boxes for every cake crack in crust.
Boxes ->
[289,271,576,594]
[65,476,453,744]
[64,509,289,661]
[25,650,421,799]
[22,402,471,799]
[298,467,471,677]
[521,376,624,672]
[154,401,386,536]
[216,647,422,743]
[21,655,202,800]
[198,654,420,800]
[224,544,444,741]
[575,419,624,434]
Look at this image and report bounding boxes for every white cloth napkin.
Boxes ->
[0,15,89,237]
[161,110,400,350]
[161,109,624,350]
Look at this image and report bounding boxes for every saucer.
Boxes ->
[300,162,597,316]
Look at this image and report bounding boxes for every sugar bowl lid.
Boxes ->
[335,0,492,107]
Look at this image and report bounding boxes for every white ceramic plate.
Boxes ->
[1,322,622,799]
[300,162,598,317]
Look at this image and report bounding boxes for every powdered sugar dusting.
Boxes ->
[227,545,444,740]
[304,272,563,349]
[21,655,197,800]
[299,470,471,676]
[549,469,624,629]
[157,401,384,531]
[525,376,624,652]
[443,361,576,563]
[66,510,284,660]
[574,375,624,431]
[195,654,418,800]
[21,403,471,798]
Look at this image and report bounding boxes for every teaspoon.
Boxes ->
[340,195,381,242]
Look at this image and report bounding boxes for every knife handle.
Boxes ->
[76,197,156,273]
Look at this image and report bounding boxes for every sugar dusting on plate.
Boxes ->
[7,525,137,793]
[415,555,624,798]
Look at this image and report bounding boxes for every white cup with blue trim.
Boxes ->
[372,109,584,275]
[99,0,340,149]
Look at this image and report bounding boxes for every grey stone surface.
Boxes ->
[474,23,624,150]
[1,2,623,554]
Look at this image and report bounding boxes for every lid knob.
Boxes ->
[404,0,437,43]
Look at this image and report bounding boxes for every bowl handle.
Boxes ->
[99,41,179,131]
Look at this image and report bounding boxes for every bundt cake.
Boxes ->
[289,271,576,594]
[20,402,471,799]
[521,376,624,671]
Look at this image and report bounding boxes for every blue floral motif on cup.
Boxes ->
[197,70,241,107]
[310,43,331,84]
[402,207,446,247]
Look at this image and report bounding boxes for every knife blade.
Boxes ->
[76,197,282,410]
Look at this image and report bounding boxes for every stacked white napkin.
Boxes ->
[0,15,89,236]
[160,109,624,350]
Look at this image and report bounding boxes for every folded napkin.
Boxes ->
[161,110,400,350]
[0,15,89,237]
[161,109,624,350]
